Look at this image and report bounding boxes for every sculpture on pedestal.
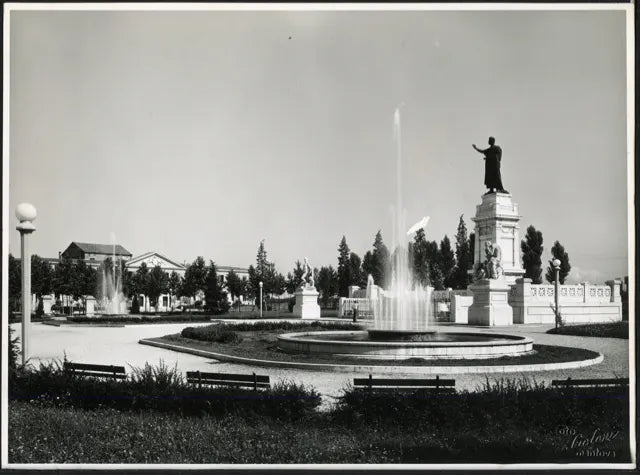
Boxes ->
[474,242,504,280]
[472,137,508,194]
[300,257,315,289]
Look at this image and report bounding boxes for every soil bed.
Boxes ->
[154,329,600,367]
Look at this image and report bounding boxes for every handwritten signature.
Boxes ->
[556,425,620,458]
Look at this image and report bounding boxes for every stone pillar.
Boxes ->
[471,192,525,286]
[509,278,531,324]
[86,296,96,316]
[468,277,514,326]
[42,295,53,315]
[605,280,622,303]
[293,286,321,320]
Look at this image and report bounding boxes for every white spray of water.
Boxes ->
[369,107,434,332]
[98,232,127,315]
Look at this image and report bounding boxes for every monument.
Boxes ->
[471,137,525,285]
[468,241,514,326]
[292,257,321,320]
[468,137,519,325]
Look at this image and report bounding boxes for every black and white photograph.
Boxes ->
[2,2,635,469]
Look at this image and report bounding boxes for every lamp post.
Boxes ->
[259,281,263,318]
[16,203,37,366]
[553,258,561,329]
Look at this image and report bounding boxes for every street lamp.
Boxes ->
[16,203,37,366]
[259,281,263,318]
[553,258,561,329]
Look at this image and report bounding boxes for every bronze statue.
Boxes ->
[472,137,507,194]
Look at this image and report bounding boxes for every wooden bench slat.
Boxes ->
[64,362,126,374]
[186,380,270,389]
[552,378,629,386]
[186,372,270,383]
[71,371,127,380]
[354,378,455,387]
[354,387,456,394]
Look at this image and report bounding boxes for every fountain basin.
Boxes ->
[277,331,534,360]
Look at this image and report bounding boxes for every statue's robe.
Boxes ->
[483,145,504,191]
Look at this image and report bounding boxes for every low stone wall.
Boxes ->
[451,294,473,324]
[508,279,622,324]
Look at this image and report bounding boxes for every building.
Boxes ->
[60,242,132,269]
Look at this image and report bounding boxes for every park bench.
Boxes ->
[551,377,629,389]
[63,362,126,380]
[186,371,270,391]
[353,375,456,394]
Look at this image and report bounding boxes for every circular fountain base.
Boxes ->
[367,329,438,342]
[277,330,534,360]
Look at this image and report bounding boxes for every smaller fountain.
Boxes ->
[96,233,128,316]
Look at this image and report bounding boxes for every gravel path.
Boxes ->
[10,321,630,409]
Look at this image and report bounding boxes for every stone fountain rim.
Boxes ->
[277,330,533,348]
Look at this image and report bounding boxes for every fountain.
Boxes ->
[277,107,533,360]
[96,233,128,316]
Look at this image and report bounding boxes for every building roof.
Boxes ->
[126,252,186,270]
[217,265,249,273]
[66,242,132,256]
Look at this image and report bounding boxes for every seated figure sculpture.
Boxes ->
[484,242,504,279]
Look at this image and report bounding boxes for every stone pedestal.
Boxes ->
[468,278,514,326]
[471,192,525,285]
[293,286,321,320]
[42,295,53,315]
[86,296,96,316]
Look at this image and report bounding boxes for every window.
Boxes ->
[163,296,169,307]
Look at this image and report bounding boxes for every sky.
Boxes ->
[6,6,631,284]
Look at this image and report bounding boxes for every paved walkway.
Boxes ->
[10,321,630,409]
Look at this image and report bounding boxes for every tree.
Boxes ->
[286,260,306,294]
[451,215,473,289]
[521,225,544,284]
[132,263,150,312]
[439,235,456,289]
[204,261,230,315]
[53,256,74,315]
[225,269,244,303]
[411,228,429,287]
[147,265,169,310]
[317,265,338,307]
[71,260,97,314]
[362,231,391,288]
[545,241,572,284]
[9,254,21,312]
[31,255,53,303]
[182,257,207,301]
[337,236,352,297]
[349,252,364,288]
[167,271,182,309]
[248,241,281,300]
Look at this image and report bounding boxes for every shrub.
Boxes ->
[547,321,628,339]
[8,326,20,371]
[67,314,211,324]
[334,376,629,433]
[180,321,364,342]
[181,326,243,343]
[9,360,321,420]
[130,296,140,314]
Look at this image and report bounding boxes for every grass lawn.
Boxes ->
[153,323,600,367]
[547,321,628,339]
[9,400,629,464]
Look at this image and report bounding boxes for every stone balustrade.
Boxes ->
[509,278,622,324]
